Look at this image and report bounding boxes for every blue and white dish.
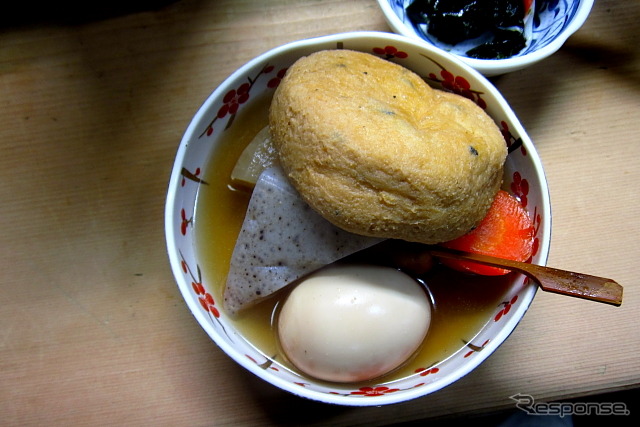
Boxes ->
[378,0,594,75]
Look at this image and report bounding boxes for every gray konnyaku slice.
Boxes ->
[223,165,383,315]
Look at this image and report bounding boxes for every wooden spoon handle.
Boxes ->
[428,247,623,306]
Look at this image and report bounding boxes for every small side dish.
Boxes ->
[377,0,595,75]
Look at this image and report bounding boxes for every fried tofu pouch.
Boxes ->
[269,50,506,244]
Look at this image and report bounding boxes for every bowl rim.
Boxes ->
[376,0,594,74]
[165,30,552,406]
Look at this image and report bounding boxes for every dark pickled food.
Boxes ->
[466,28,526,58]
[406,0,527,59]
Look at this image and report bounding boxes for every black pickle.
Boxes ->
[406,0,527,59]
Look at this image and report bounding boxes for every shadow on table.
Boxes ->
[393,388,639,426]
[234,358,639,427]
[0,0,179,28]
[485,28,639,153]
[234,364,353,425]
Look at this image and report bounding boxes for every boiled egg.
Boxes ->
[277,264,431,383]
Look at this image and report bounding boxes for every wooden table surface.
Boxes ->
[1,0,638,425]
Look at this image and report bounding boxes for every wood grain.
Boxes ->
[1,0,639,424]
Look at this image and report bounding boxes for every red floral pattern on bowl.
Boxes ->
[165,32,551,406]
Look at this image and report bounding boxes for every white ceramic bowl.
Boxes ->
[165,31,551,406]
[377,0,594,76]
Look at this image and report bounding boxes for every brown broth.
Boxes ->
[194,93,513,384]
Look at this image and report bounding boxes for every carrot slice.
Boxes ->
[440,190,534,276]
